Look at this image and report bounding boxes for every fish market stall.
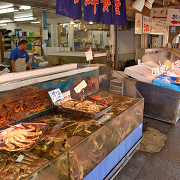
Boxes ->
[0,63,143,180]
[125,48,180,124]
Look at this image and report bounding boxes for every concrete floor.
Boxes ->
[114,117,180,180]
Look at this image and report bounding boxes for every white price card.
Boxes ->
[16,155,24,162]
[48,88,64,103]
[74,80,87,93]
[85,51,93,61]
[2,67,10,74]
[152,68,160,76]
[61,91,71,103]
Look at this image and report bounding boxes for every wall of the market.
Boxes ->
[0,23,40,35]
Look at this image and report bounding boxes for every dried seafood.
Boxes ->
[2,124,42,151]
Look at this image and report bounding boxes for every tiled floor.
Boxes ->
[113,117,180,180]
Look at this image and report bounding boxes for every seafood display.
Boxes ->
[0,123,48,152]
[60,100,105,114]
[0,151,48,180]
[0,86,53,128]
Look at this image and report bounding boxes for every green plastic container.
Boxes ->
[4,58,11,66]
[29,32,33,36]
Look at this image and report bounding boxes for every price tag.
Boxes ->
[61,91,71,103]
[48,88,64,103]
[16,155,24,162]
[85,51,93,61]
[152,68,160,76]
[2,68,10,74]
[74,80,87,93]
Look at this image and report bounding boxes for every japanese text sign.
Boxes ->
[150,8,168,20]
[167,9,180,26]
[48,88,64,103]
[74,80,87,93]
[143,15,152,34]
[1,67,10,74]
[56,0,127,26]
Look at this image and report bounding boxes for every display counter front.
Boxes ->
[0,64,143,180]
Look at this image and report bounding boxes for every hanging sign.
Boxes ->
[48,88,64,103]
[84,0,100,22]
[143,15,152,34]
[150,8,168,20]
[167,9,180,26]
[56,0,82,19]
[112,0,127,26]
[100,0,112,25]
[135,13,142,34]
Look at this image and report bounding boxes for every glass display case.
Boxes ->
[0,64,144,180]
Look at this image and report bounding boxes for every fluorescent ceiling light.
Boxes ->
[0,19,13,23]
[14,17,36,21]
[0,24,7,26]
[0,2,13,10]
[14,9,32,19]
[19,5,31,10]
[0,7,19,14]
[31,21,40,24]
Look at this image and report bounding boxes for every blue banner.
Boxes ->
[56,0,82,19]
[84,0,100,22]
[100,0,112,25]
[112,0,127,26]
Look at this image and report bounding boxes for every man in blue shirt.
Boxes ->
[10,40,32,72]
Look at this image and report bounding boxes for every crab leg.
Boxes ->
[13,135,36,144]
[0,158,7,171]
[4,138,15,150]
[23,152,39,159]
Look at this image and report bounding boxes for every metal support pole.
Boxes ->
[109,25,115,69]
[115,25,118,70]
[39,8,43,56]
[72,24,74,52]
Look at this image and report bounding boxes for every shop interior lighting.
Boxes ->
[0,7,19,14]
[89,21,93,24]
[14,17,36,21]
[0,23,7,26]
[0,2,13,10]
[31,21,40,24]
[19,5,31,10]
[14,9,33,19]
[70,20,75,24]
[84,29,87,32]
[132,0,145,12]
[0,19,13,23]
[144,0,155,9]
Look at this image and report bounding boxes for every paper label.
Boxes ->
[2,68,10,74]
[152,68,160,76]
[85,51,93,61]
[60,91,71,103]
[48,88,64,103]
[16,155,24,162]
[74,80,87,93]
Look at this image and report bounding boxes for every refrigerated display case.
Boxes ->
[134,48,180,124]
[0,63,143,180]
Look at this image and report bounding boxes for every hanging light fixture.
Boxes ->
[132,0,145,12]
[144,0,155,9]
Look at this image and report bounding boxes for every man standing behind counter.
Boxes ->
[10,40,32,72]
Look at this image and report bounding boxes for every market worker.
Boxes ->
[10,40,32,72]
